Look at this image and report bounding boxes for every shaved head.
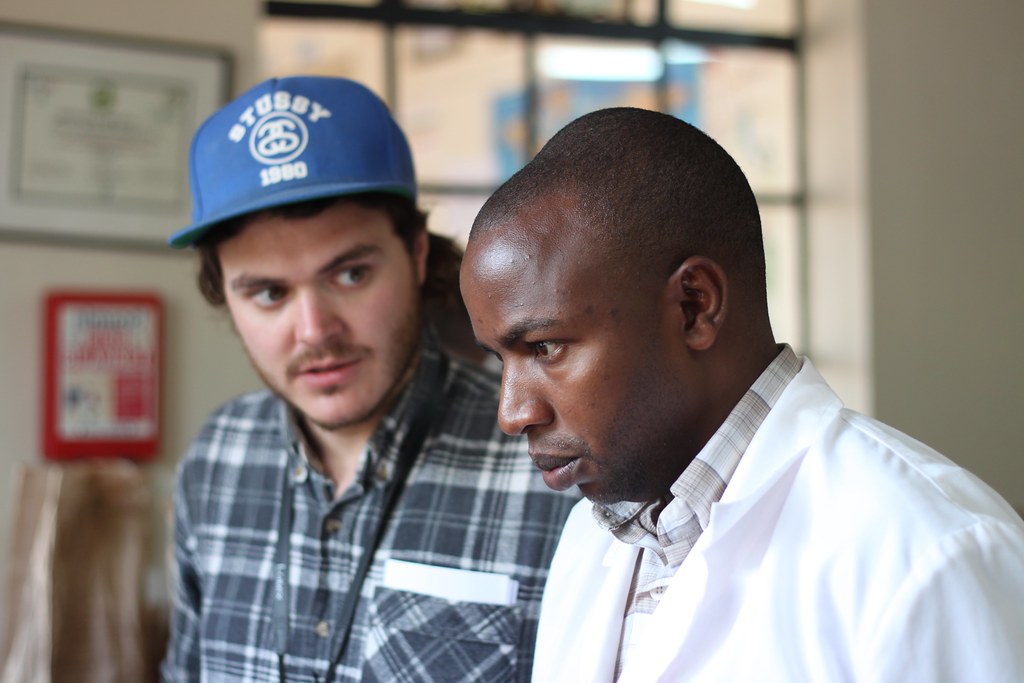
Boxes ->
[471,107,767,304]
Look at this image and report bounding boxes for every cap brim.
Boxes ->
[168,181,415,248]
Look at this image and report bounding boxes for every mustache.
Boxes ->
[529,434,592,458]
[285,339,367,379]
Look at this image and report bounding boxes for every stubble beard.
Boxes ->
[551,437,668,506]
[585,451,656,506]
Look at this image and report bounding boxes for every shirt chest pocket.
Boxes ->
[362,586,521,683]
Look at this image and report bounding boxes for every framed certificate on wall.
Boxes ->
[43,292,163,460]
[0,23,231,246]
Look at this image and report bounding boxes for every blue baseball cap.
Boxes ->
[168,75,416,248]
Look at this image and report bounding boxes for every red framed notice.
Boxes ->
[43,291,163,460]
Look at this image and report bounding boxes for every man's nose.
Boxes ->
[294,290,342,345]
[497,369,552,436]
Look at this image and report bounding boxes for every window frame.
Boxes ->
[263,0,806,347]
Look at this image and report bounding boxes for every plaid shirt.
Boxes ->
[162,332,578,682]
[592,346,801,679]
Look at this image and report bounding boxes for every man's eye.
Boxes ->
[534,342,554,358]
[253,286,287,307]
[337,266,369,286]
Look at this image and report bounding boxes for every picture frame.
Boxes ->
[43,291,163,461]
[0,24,231,247]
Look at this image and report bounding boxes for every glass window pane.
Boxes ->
[421,191,488,247]
[395,28,527,186]
[535,37,659,152]
[668,0,796,36]
[258,19,387,97]
[628,0,660,25]
[762,203,802,351]
[665,41,797,195]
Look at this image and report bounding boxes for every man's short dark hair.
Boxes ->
[471,107,766,300]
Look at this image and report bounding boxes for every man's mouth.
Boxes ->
[530,453,581,491]
[291,357,362,387]
[300,359,355,374]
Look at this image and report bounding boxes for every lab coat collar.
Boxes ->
[618,358,845,681]
[708,357,843,538]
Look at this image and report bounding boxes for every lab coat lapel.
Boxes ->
[619,452,806,682]
[532,503,640,683]
[621,360,843,681]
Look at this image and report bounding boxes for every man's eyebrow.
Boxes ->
[498,318,559,348]
[229,274,279,293]
[317,244,380,277]
[228,244,382,293]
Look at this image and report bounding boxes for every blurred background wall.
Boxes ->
[0,0,265,642]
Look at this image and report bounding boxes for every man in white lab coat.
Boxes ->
[460,107,1024,682]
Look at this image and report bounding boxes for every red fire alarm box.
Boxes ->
[43,292,163,460]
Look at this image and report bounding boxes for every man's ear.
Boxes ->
[413,229,430,286]
[666,256,727,351]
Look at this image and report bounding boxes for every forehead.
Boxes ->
[463,198,618,333]
[470,197,590,276]
[219,201,396,266]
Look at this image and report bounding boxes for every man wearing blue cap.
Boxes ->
[161,76,577,683]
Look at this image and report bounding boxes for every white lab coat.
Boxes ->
[532,359,1024,682]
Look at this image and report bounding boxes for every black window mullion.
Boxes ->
[264,2,796,52]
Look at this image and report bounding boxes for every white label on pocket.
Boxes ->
[382,559,519,606]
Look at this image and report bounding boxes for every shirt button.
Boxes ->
[324,518,342,535]
[293,464,308,483]
[314,620,330,638]
[375,461,392,482]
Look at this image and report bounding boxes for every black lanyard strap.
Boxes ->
[275,355,449,682]
[274,467,294,680]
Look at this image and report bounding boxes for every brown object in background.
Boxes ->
[0,460,164,683]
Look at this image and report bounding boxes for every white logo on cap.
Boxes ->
[226,90,332,187]
[227,90,332,162]
[250,111,307,164]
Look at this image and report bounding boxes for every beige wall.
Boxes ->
[864,0,1024,503]
[0,0,263,625]
[804,0,1024,509]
